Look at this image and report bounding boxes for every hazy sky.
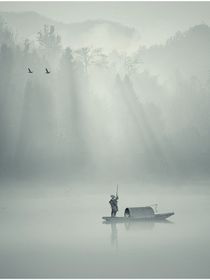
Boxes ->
[0,1,210,45]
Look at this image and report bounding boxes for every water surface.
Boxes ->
[0,185,209,278]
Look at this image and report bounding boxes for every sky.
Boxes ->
[0,1,210,45]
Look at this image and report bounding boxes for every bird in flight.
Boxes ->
[45,68,50,74]
[28,68,33,73]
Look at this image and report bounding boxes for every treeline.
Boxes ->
[1,19,210,184]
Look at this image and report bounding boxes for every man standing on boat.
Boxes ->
[109,194,119,217]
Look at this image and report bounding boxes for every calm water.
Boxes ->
[0,185,210,278]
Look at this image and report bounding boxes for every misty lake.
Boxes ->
[0,183,210,278]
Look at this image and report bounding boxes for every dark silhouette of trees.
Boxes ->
[0,17,14,46]
[0,20,210,182]
[37,25,61,51]
[75,47,107,73]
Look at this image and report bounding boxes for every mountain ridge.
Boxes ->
[0,11,140,51]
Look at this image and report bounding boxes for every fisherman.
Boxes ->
[109,194,119,217]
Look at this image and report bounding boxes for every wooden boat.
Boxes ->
[102,206,174,223]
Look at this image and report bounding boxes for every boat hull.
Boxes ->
[102,212,174,223]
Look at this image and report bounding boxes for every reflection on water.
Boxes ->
[105,220,173,249]
[110,223,118,248]
[124,220,155,231]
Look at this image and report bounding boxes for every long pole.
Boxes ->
[116,184,118,197]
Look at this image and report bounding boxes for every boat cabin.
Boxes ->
[124,207,155,218]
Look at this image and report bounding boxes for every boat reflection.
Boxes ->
[103,219,173,249]
[124,219,173,230]
[124,220,155,231]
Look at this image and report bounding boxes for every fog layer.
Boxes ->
[0,10,210,186]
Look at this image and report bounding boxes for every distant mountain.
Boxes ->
[0,11,141,52]
[139,24,210,83]
[0,11,56,38]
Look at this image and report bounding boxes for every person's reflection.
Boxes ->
[110,223,118,249]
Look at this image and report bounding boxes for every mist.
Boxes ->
[1,17,210,185]
[0,2,210,278]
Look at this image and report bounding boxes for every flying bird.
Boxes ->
[45,68,50,74]
[28,68,33,73]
